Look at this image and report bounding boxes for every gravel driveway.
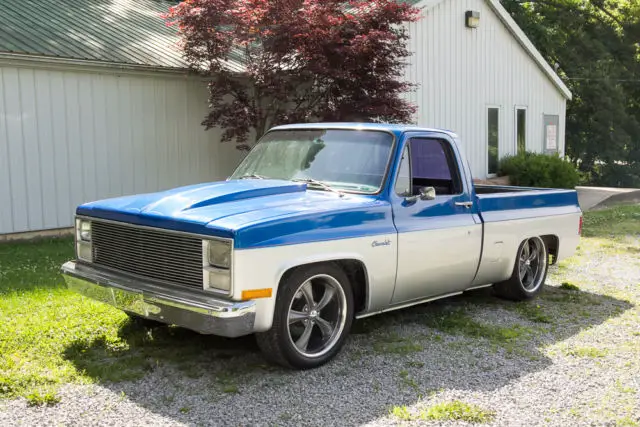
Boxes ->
[2,236,639,427]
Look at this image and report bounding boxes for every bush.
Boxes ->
[498,152,580,189]
[594,163,640,188]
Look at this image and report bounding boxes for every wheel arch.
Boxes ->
[276,256,370,315]
[540,234,559,264]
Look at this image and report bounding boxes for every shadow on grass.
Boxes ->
[63,319,261,383]
[61,283,634,426]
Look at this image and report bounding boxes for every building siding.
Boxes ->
[405,0,566,178]
[0,65,244,234]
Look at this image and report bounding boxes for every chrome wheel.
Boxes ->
[286,274,348,358]
[518,237,547,292]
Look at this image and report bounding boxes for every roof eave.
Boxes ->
[0,51,190,76]
[0,51,250,79]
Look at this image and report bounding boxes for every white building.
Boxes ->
[405,0,571,179]
[0,0,570,236]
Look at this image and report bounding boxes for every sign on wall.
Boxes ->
[546,124,557,150]
[543,115,560,154]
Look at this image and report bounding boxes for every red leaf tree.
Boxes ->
[165,0,420,150]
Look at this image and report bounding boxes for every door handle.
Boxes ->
[455,201,473,208]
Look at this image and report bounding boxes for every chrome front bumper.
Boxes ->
[61,261,256,338]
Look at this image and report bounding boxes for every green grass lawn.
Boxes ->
[0,238,252,404]
[581,204,640,238]
[1,205,639,405]
[0,238,126,400]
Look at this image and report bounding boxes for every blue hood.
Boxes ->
[77,179,394,249]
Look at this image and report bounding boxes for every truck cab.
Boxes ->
[62,123,582,369]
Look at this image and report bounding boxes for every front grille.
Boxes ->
[91,221,203,289]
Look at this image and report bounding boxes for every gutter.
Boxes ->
[0,51,248,80]
[0,51,191,77]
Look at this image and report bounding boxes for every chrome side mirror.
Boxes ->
[420,186,436,200]
[405,186,436,203]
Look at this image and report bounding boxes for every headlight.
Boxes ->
[203,239,232,293]
[75,219,93,262]
[78,220,92,242]
[206,267,231,292]
[207,240,231,269]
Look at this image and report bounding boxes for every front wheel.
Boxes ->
[256,263,354,369]
[493,236,549,301]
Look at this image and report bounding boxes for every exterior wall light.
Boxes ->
[465,10,480,28]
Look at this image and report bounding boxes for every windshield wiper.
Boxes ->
[238,174,267,180]
[292,178,344,197]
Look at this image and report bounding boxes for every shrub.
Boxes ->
[498,152,580,189]
[595,163,640,188]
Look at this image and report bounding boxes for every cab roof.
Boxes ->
[269,122,459,139]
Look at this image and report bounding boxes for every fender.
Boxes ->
[274,251,372,310]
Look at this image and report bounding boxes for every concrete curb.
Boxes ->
[577,186,640,211]
[590,189,640,211]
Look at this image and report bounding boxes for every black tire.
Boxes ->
[255,263,354,369]
[493,236,549,301]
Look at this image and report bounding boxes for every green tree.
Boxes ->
[501,0,640,187]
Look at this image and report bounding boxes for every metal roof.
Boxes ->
[0,1,424,73]
[0,0,245,72]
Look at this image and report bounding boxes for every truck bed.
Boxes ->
[471,184,581,287]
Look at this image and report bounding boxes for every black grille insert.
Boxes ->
[91,221,203,289]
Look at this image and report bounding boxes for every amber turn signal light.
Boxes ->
[241,288,273,300]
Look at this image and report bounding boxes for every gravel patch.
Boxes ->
[2,237,639,427]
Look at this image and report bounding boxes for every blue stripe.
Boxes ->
[480,206,581,223]
[234,204,396,249]
[477,189,579,214]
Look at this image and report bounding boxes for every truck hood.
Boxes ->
[77,179,393,248]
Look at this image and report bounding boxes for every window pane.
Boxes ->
[517,109,526,154]
[488,108,499,174]
[410,139,451,180]
[395,146,411,196]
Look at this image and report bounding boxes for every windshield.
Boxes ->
[230,129,394,193]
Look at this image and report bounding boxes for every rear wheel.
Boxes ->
[256,263,354,369]
[493,236,549,301]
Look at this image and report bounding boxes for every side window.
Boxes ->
[516,107,526,154]
[394,145,411,196]
[488,108,499,175]
[409,138,462,196]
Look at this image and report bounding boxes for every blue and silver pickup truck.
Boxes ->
[62,123,582,369]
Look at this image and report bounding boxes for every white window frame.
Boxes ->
[486,105,501,177]
[514,105,528,155]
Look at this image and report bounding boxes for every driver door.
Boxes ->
[391,134,482,304]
